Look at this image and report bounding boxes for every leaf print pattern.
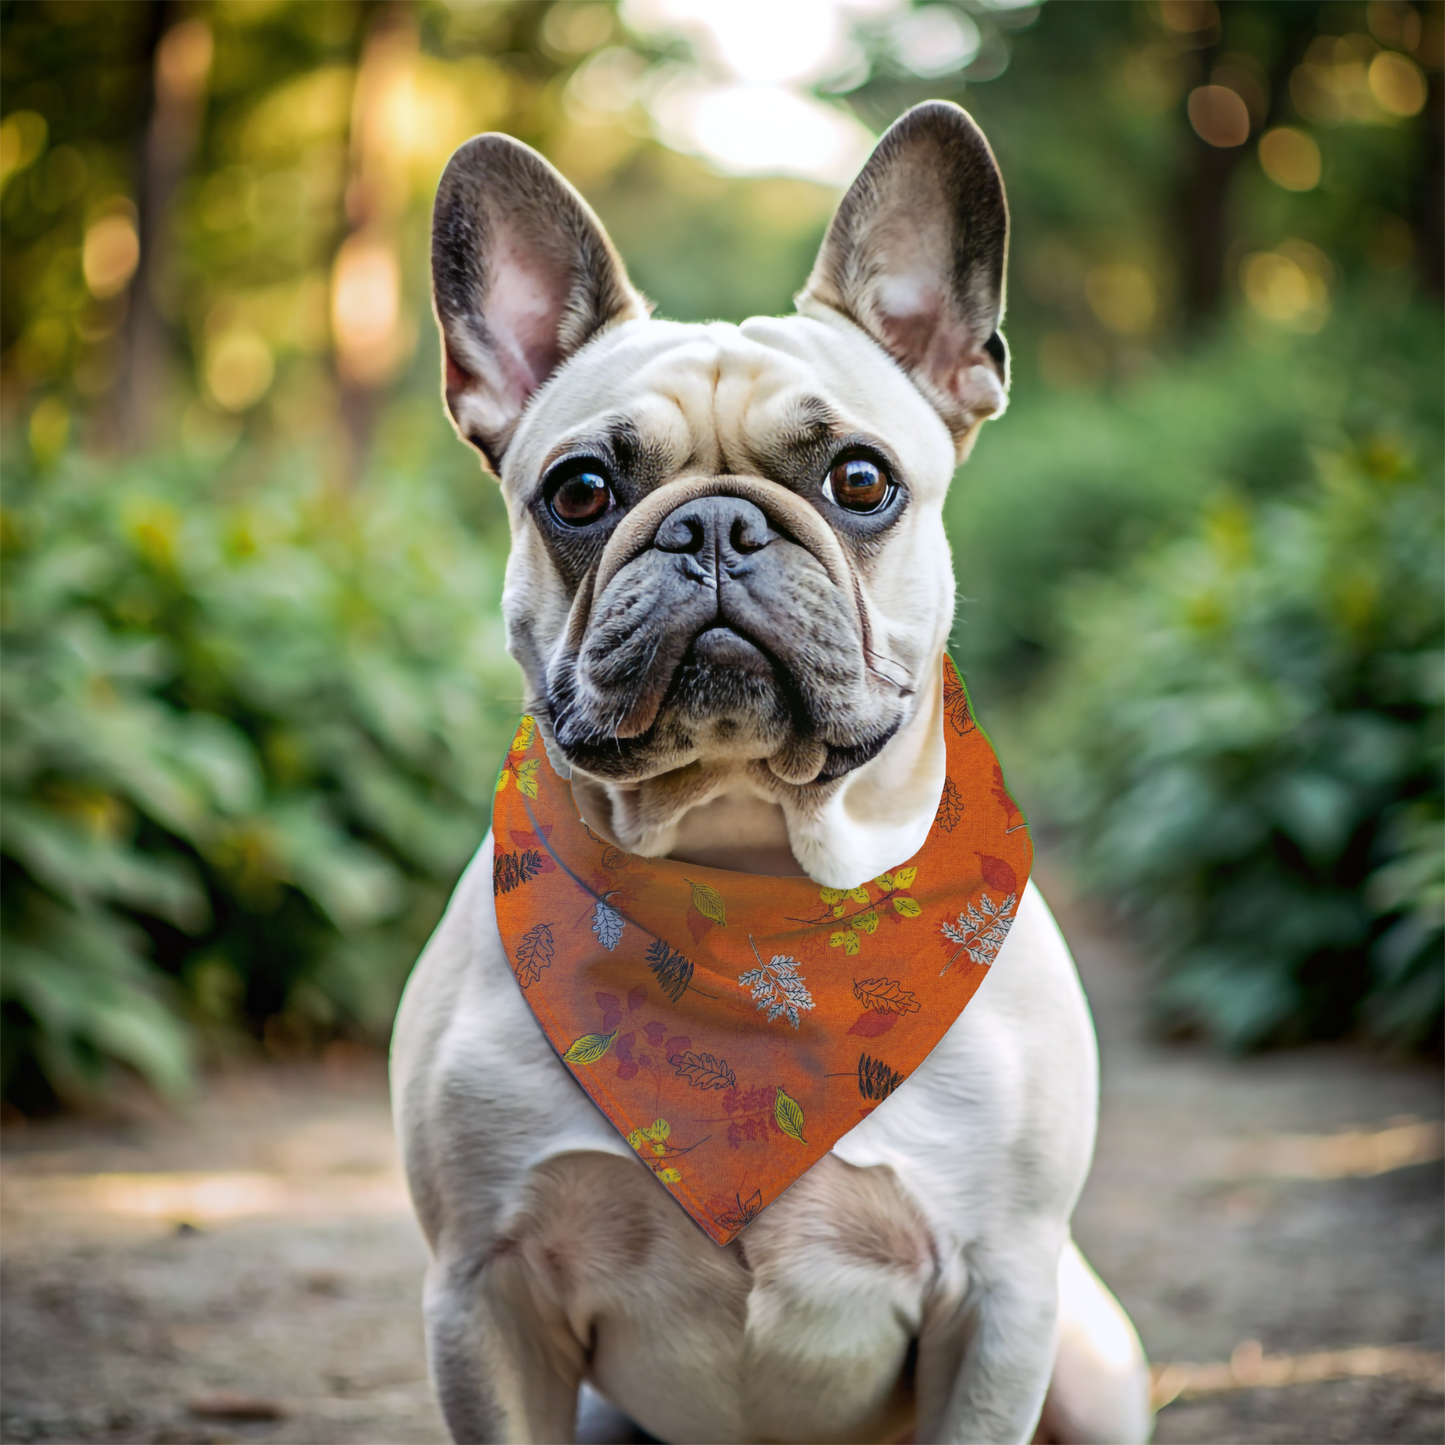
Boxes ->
[563,1030,617,1064]
[857,1053,905,1100]
[646,938,695,1003]
[774,1087,807,1143]
[940,890,1018,972]
[938,775,963,833]
[716,1189,764,1232]
[493,848,544,896]
[943,666,974,734]
[602,846,629,869]
[592,897,624,951]
[672,1050,736,1090]
[807,872,922,953]
[514,922,554,987]
[722,1085,780,1149]
[625,1117,705,1188]
[853,978,921,1015]
[686,878,727,926]
[739,937,815,1028]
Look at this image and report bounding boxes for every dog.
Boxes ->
[391,101,1152,1445]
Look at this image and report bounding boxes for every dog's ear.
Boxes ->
[431,135,648,471]
[798,101,1009,441]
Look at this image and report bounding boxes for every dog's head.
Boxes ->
[432,101,1008,885]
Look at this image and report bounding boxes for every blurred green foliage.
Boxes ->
[1032,430,1443,1050]
[1,414,519,1107]
[1,0,1441,1104]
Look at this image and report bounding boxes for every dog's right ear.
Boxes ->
[431,135,648,472]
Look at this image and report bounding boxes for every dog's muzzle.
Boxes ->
[545,477,904,786]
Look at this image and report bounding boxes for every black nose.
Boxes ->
[654,496,777,561]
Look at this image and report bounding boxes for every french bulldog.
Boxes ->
[391,101,1152,1445]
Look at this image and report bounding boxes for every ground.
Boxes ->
[2,872,1441,1445]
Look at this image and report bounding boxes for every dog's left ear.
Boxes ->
[431,134,649,471]
[798,101,1009,443]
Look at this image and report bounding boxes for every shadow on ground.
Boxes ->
[2,868,1441,1444]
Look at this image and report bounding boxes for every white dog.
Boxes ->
[392,101,1152,1445]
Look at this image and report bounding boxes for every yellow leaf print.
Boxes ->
[892,866,918,889]
[562,1030,617,1064]
[685,878,727,925]
[651,1141,667,1156]
[829,929,860,955]
[893,896,922,918]
[514,758,540,799]
[819,887,846,905]
[657,1167,681,1184]
[510,717,536,753]
[643,1118,671,1141]
[856,909,879,935]
[494,768,511,794]
[847,886,870,903]
[831,902,848,918]
[874,873,896,892]
[626,1129,644,1149]
[775,1087,807,1144]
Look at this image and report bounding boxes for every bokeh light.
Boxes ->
[1258,126,1322,191]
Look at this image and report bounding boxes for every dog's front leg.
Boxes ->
[424,1249,584,1445]
[916,1239,1060,1445]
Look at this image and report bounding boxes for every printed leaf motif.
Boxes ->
[646,938,695,1003]
[855,909,879,935]
[977,854,1018,893]
[853,978,921,1015]
[857,1053,905,1100]
[739,941,817,1028]
[943,668,974,735]
[938,776,963,833]
[686,878,727,925]
[819,887,847,905]
[493,848,543,896]
[774,1087,807,1143]
[514,922,554,987]
[829,929,860,955]
[657,1167,681,1184]
[510,717,537,753]
[717,1189,764,1231]
[891,867,918,889]
[513,758,539,798]
[847,1010,897,1037]
[673,1050,736,1090]
[847,886,870,904]
[592,898,624,951]
[875,873,896,891]
[940,891,1019,971]
[893,896,922,918]
[563,1029,617,1065]
[602,846,629,869]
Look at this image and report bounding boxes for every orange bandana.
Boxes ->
[492,658,1031,1245]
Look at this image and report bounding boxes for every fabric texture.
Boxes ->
[491,657,1032,1245]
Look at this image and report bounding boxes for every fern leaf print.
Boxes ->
[592,897,624,951]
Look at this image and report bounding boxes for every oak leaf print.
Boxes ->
[591,897,624,951]
[514,922,554,987]
[563,1029,617,1064]
[943,667,974,734]
[774,1087,807,1144]
[646,938,695,1003]
[853,978,921,1015]
[938,776,963,833]
[739,938,816,1028]
[672,1050,736,1091]
[686,878,727,926]
[940,891,1018,972]
[857,1053,905,1100]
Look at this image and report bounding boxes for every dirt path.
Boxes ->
[2,875,1441,1445]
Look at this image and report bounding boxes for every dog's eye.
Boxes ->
[546,465,614,527]
[824,457,891,514]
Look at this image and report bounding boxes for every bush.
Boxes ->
[1,438,520,1108]
[1033,437,1443,1050]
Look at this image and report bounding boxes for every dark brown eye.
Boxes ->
[548,467,613,527]
[825,457,891,513]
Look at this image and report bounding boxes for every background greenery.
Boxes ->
[2,0,1440,1109]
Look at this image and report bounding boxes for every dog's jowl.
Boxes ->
[392,102,1153,1445]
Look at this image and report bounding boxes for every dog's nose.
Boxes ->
[654,496,777,561]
